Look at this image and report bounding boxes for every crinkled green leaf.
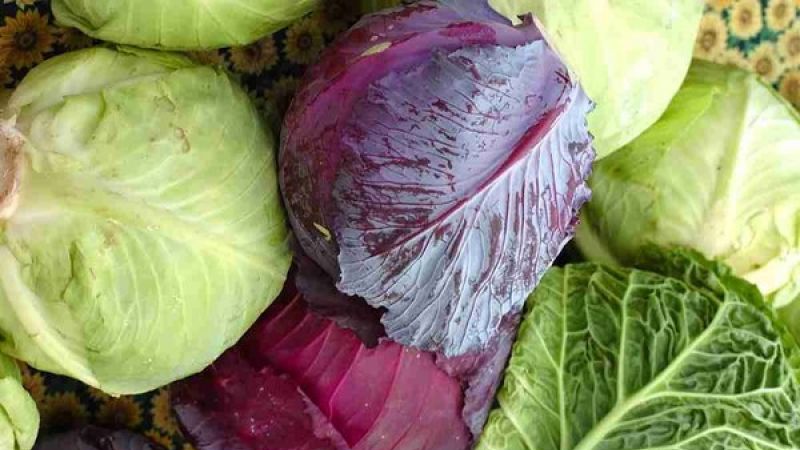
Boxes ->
[52,0,319,50]
[0,355,38,450]
[577,61,800,338]
[488,0,703,157]
[0,47,291,395]
[478,248,800,450]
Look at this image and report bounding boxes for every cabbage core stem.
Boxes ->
[0,120,22,220]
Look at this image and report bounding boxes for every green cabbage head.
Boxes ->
[577,61,800,338]
[488,0,703,157]
[479,249,800,450]
[52,0,319,50]
[0,355,38,450]
[0,47,291,395]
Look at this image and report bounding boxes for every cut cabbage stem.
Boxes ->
[0,120,22,220]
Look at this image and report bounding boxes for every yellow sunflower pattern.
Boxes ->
[284,17,325,65]
[781,69,800,103]
[151,389,180,436]
[0,9,55,69]
[694,0,800,107]
[0,0,798,449]
[95,397,144,430]
[39,392,89,432]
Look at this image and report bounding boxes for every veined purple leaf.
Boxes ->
[280,0,594,357]
[173,350,344,450]
[436,314,520,437]
[173,276,476,450]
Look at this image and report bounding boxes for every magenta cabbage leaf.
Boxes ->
[172,273,511,449]
[280,0,594,357]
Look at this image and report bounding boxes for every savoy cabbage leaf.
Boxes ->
[479,249,800,450]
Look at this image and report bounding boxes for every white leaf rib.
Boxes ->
[571,303,733,450]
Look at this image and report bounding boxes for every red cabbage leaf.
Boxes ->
[280,0,594,357]
[173,278,486,450]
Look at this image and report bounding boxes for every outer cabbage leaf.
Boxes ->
[435,314,520,437]
[280,0,594,357]
[0,47,291,395]
[34,427,161,450]
[488,0,703,157]
[0,355,38,450]
[51,0,319,50]
[479,248,800,450]
[173,280,475,450]
[294,252,518,438]
[577,61,800,337]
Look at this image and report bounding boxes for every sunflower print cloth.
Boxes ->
[1,0,799,449]
[698,0,800,105]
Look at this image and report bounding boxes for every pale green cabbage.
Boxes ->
[479,249,800,450]
[0,47,291,395]
[577,61,800,339]
[0,355,38,450]
[52,0,319,50]
[488,0,703,157]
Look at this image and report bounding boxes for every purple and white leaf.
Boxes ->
[280,0,594,357]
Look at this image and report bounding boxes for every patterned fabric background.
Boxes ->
[0,1,798,449]
[696,0,800,106]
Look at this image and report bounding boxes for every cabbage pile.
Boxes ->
[1,0,798,449]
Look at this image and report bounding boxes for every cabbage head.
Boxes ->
[52,0,319,50]
[280,0,594,357]
[0,355,38,450]
[0,47,291,395]
[577,61,800,338]
[488,0,703,157]
[479,249,800,450]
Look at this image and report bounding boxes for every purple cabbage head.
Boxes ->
[280,0,594,357]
